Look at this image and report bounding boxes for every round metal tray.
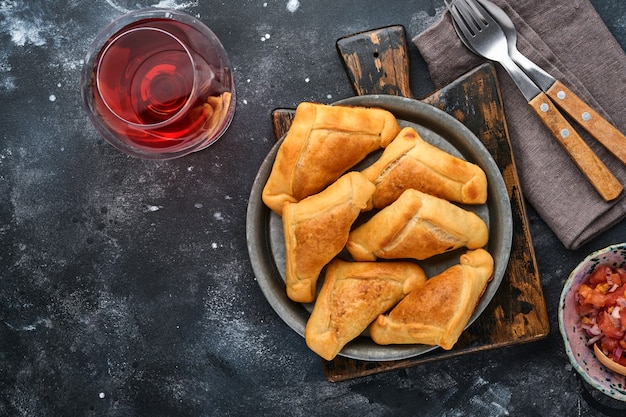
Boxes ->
[246,95,513,361]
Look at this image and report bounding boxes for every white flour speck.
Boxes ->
[304,77,310,83]
[99,392,106,399]
[211,242,218,249]
[49,94,56,102]
[327,94,332,99]
[146,205,162,212]
[194,203,203,209]
[151,0,199,9]
[5,16,49,46]
[104,0,129,13]
[213,212,223,221]
[104,0,197,12]
[243,99,248,105]
[286,0,300,13]
[1,75,16,92]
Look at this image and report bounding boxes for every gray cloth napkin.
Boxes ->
[413,0,626,249]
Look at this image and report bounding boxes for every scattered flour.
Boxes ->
[104,0,198,13]
[151,0,199,9]
[286,0,300,13]
[6,18,49,47]
[0,2,50,47]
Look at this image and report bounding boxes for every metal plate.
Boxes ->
[246,95,512,361]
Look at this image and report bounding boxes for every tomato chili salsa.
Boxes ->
[576,265,626,366]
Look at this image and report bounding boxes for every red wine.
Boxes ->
[92,19,232,151]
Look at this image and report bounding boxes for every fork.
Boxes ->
[478,0,626,168]
[446,0,623,201]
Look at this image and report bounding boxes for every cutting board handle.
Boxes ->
[336,25,413,98]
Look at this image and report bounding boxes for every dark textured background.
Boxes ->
[1,1,625,416]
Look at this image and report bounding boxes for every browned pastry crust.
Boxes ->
[262,102,401,215]
[369,249,494,350]
[361,127,488,208]
[283,171,376,303]
[305,259,427,360]
[346,189,489,261]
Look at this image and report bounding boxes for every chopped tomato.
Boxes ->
[600,335,619,353]
[620,308,626,329]
[605,285,626,306]
[578,284,607,308]
[609,270,623,286]
[576,302,597,316]
[588,265,610,285]
[577,265,626,370]
[597,310,625,339]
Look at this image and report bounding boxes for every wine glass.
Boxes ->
[81,9,235,159]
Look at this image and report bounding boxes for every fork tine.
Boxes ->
[446,0,477,41]
[454,0,483,34]
[462,0,499,29]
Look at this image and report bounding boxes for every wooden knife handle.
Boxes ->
[529,92,623,201]
[336,25,412,97]
[546,80,626,166]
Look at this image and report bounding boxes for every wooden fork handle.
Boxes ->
[546,80,626,166]
[529,92,623,201]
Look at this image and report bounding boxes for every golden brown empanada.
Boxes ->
[369,249,494,350]
[283,171,376,303]
[361,127,488,208]
[346,189,488,261]
[305,259,427,360]
[263,102,401,215]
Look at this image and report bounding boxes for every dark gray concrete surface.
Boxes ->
[1,1,625,416]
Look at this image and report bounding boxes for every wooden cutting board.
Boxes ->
[271,25,549,382]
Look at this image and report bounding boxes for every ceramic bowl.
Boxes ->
[558,243,626,401]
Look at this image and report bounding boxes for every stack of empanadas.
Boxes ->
[346,189,489,261]
[305,259,427,360]
[262,102,401,215]
[361,126,488,208]
[283,171,375,303]
[369,249,494,350]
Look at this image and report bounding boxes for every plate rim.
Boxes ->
[247,95,513,361]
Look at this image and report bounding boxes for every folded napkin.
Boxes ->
[413,0,626,249]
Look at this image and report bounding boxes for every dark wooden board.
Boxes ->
[270,25,549,382]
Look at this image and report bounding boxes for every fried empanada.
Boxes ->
[361,127,487,208]
[346,189,488,261]
[283,171,376,303]
[263,102,401,215]
[305,259,427,360]
[369,249,494,350]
